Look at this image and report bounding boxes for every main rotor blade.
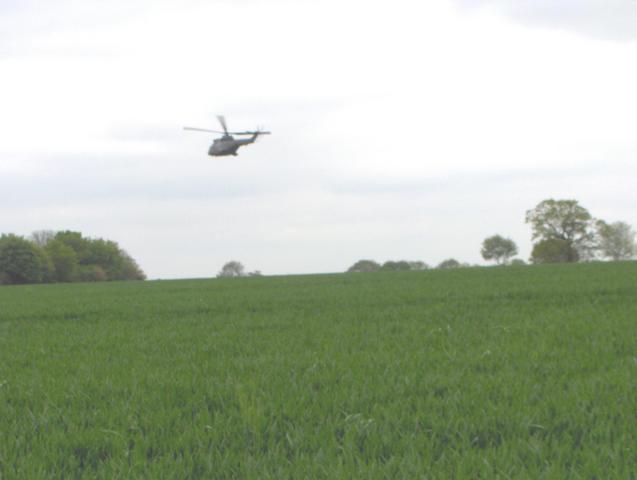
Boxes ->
[183,127,224,134]
[216,115,228,135]
[232,131,272,135]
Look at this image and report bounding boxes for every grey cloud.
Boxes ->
[329,161,633,197]
[108,126,187,143]
[0,0,29,14]
[455,0,637,41]
[0,149,327,208]
[4,150,627,210]
[0,0,184,58]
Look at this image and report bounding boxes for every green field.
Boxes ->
[1,262,637,478]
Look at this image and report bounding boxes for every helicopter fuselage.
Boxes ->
[208,134,258,156]
[184,116,269,157]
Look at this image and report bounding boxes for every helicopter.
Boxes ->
[183,115,271,156]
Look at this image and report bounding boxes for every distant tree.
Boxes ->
[437,258,461,269]
[347,259,381,273]
[408,261,429,270]
[248,270,263,277]
[0,234,47,284]
[530,238,575,264]
[481,235,518,265]
[380,260,412,271]
[596,220,635,261]
[525,199,596,262]
[30,230,55,248]
[510,258,526,266]
[218,261,245,278]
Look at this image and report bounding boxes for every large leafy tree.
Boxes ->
[525,199,596,263]
[408,261,429,271]
[0,234,47,284]
[437,258,461,269]
[347,259,381,273]
[596,221,635,261]
[481,235,518,265]
[218,261,245,278]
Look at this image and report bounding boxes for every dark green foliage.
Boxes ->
[1,262,636,478]
[437,258,461,269]
[0,234,47,284]
[217,260,245,278]
[45,239,79,282]
[80,237,145,281]
[349,260,427,273]
[84,238,120,269]
[106,250,145,281]
[408,260,429,270]
[35,244,55,282]
[347,259,381,273]
[530,238,578,264]
[55,230,91,263]
[380,260,411,271]
[77,264,107,282]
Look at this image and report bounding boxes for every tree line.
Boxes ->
[0,230,145,285]
[347,199,635,272]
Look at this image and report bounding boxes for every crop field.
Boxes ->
[1,262,637,479]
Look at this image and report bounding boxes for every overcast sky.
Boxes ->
[1,0,636,278]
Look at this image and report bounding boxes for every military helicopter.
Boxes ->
[183,115,271,156]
